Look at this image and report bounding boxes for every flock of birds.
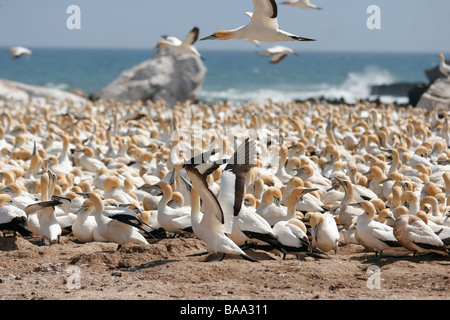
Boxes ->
[0,95,449,263]
[2,0,450,264]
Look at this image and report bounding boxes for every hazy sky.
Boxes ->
[0,0,449,53]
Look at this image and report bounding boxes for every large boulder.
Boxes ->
[93,47,207,106]
[0,79,90,106]
[416,77,450,112]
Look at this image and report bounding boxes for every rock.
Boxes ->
[93,47,207,106]
[416,77,450,112]
[408,83,429,107]
[370,82,422,97]
[0,79,90,106]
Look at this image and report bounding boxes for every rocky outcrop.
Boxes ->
[416,77,450,112]
[0,79,90,106]
[93,47,207,106]
[370,82,421,97]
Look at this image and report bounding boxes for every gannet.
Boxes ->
[7,46,32,59]
[157,27,204,60]
[144,180,193,236]
[272,218,311,259]
[438,53,450,77]
[71,200,97,243]
[229,193,281,250]
[184,138,259,262]
[24,199,64,245]
[259,45,298,64]
[200,0,316,43]
[356,201,411,261]
[308,211,340,254]
[77,192,150,250]
[0,194,32,237]
[393,207,449,258]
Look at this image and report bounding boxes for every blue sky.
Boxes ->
[0,0,449,53]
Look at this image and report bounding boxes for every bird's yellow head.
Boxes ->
[438,53,445,61]
[200,30,235,41]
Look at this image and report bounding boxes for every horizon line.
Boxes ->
[0,45,448,55]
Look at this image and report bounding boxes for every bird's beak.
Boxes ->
[140,184,161,191]
[303,188,319,196]
[0,187,11,193]
[76,192,90,198]
[179,175,192,191]
[200,34,218,41]
[348,202,362,208]
[385,216,396,223]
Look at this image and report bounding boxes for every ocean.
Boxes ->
[0,47,444,105]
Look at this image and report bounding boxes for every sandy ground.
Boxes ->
[0,234,449,302]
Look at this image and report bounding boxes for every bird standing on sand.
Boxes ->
[8,46,32,59]
[184,139,259,262]
[393,207,449,259]
[157,27,204,60]
[200,0,316,43]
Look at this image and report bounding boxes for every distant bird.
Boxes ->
[157,27,204,60]
[200,0,316,43]
[259,45,298,63]
[8,46,32,59]
[438,53,450,77]
[281,0,322,10]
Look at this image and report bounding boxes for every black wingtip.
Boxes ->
[240,254,259,263]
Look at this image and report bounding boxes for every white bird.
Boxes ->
[24,198,64,245]
[184,138,259,262]
[272,218,311,259]
[393,207,449,258]
[200,0,316,43]
[71,200,97,243]
[259,45,298,64]
[281,0,322,10]
[0,194,32,237]
[78,192,150,250]
[308,212,340,254]
[229,194,281,250]
[145,181,193,236]
[438,53,450,77]
[355,201,411,261]
[157,27,203,59]
[8,46,32,59]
